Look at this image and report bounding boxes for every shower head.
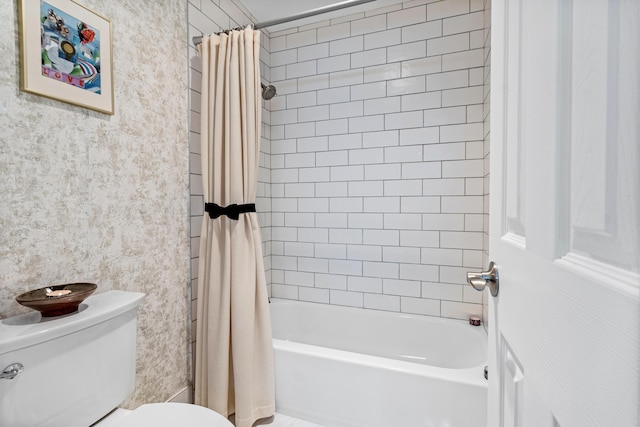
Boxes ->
[261,83,277,100]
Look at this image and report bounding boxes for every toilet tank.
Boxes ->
[0,290,145,427]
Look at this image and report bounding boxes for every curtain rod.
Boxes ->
[192,0,376,46]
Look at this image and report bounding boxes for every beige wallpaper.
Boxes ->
[0,0,190,408]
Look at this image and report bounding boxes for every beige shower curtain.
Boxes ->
[195,28,275,427]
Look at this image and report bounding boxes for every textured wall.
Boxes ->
[0,0,190,408]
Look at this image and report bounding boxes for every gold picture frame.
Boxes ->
[18,0,114,115]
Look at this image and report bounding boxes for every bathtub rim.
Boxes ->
[269,298,488,389]
[273,338,488,389]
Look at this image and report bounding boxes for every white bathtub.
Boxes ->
[269,299,487,427]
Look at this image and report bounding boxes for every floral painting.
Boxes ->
[40,1,102,93]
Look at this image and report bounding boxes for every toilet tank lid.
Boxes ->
[0,290,145,356]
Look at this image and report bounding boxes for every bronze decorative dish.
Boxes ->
[16,283,97,317]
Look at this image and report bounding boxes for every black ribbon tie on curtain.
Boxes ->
[205,202,256,220]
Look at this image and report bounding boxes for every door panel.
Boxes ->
[503,0,526,240]
[501,342,524,427]
[489,1,639,426]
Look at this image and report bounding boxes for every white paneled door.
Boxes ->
[488,0,639,426]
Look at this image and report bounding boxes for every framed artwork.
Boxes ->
[18,0,114,114]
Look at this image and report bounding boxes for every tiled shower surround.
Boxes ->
[267,0,486,319]
[189,0,489,323]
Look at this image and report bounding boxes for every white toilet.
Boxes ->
[0,290,233,427]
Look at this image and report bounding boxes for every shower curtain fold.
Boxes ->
[195,29,275,427]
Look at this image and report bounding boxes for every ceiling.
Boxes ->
[238,0,404,32]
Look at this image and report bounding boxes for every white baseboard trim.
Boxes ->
[167,386,192,404]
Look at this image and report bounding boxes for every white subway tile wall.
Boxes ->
[189,0,489,329]
[268,0,487,320]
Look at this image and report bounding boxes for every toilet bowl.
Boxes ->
[0,291,232,427]
[95,403,233,427]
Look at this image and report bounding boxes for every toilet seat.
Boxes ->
[114,402,233,427]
